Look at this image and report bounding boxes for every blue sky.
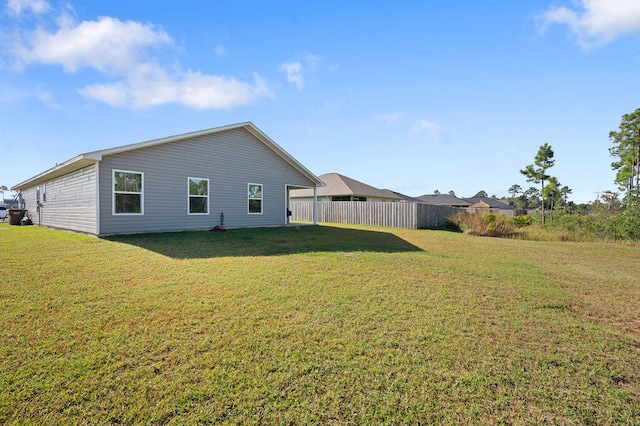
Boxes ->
[1,0,640,203]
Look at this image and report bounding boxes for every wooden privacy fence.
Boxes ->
[290,201,459,229]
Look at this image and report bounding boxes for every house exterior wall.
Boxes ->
[17,165,98,234]
[97,128,316,236]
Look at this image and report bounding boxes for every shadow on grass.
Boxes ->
[105,225,423,259]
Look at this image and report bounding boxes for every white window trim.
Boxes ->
[188,177,210,215]
[248,182,263,215]
[112,169,144,215]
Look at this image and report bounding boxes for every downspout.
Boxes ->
[313,187,318,225]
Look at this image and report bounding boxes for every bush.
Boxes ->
[512,214,535,227]
[449,207,640,243]
[582,209,616,240]
[548,213,582,233]
[611,204,640,241]
[448,211,518,238]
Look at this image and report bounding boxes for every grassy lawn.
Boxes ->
[1,222,640,424]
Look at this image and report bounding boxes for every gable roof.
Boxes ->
[417,194,471,207]
[12,122,323,191]
[290,173,402,200]
[469,200,491,209]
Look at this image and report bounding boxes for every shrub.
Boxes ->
[448,211,518,238]
[550,213,582,233]
[611,204,640,241]
[512,214,535,227]
[582,209,615,240]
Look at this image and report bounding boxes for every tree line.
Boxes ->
[494,107,640,240]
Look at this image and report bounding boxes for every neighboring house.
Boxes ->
[463,196,515,217]
[418,194,515,216]
[417,194,471,207]
[290,173,403,202]
[382,190,424,203]
[11,122,324,236]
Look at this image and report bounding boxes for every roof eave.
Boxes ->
[12,121,324,191]
[243,123,324,187]
[11,153,101,191]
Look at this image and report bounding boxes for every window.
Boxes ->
[188,177,209,214]
[248,183,263,214]
[331,196,366,202]
[113,170,143,214]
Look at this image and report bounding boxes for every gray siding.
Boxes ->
[19,165,97,234]
[98,128,315,235]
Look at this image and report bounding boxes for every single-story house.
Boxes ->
[419,194,515,215]
[290,172,403,202]
[11,122,324,236]
[463,196,515,217]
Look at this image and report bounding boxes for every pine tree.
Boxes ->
[521,143,555,223]
[609,108,640,203]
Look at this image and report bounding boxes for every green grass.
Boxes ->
[1,222,640,424]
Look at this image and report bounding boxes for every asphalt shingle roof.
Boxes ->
[416,194,471,206]
[290,173,403,200]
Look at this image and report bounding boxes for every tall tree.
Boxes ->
[599,190,621,211]
[524,187,541,209]
[609,108,640,202]
[542,176,563,221]
[560,185,573,211]
[508,184,522,205]
[521,143,555,223]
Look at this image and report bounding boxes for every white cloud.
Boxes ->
[280,61,304,90]
[78,81,129,107]
[176,71,272,109]
[14,16,172,73]
[540,0,640,48]
[79,70,272,110]
[6,10,273,109]
[279,53,321,91]
[6,0,51,15]
[413,119,445,142]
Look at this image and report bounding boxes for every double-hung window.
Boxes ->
[248,183,263,214]
[188,177,209,214]
[113,170,143,214]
